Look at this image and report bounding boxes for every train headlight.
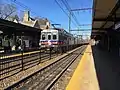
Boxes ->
[39,43,41,45]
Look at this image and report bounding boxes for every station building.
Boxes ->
[0,18,42,52]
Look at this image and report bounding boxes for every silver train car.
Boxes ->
[39,28,82,52]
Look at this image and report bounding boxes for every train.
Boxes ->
[39,28,82,52]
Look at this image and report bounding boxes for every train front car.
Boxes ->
[39,28,78,53]
[40,29,59,51]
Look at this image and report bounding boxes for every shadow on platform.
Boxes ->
[92,46,120,90]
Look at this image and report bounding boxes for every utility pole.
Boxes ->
[69,8,92,33]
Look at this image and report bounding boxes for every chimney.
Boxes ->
[23,11,30,22]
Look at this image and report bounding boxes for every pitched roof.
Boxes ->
[37,18,48,25]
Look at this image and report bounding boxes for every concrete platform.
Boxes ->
[66,45,120,90]
[66,45,99,90]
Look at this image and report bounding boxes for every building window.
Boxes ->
[53,35,57,40]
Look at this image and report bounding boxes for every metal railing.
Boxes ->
[0,47,55,80]
[0,44,86,80]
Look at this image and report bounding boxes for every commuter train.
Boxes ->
[39,28,81,49]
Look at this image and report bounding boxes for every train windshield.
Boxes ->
[48,35,51,40]
[42,34,46,40]
[53,34,57,40]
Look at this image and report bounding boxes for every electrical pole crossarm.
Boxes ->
[70,8,93,11]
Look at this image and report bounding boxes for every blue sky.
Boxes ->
[1,0,93,36]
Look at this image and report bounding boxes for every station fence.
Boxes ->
[0,44,87,80]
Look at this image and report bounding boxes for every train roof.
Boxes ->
[42,28,74,37]
[51,28,73,35]
[41,29,58,32]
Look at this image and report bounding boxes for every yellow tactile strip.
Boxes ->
[66,45,100,90]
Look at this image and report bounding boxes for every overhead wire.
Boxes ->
[54,0,78,27]
[9,0,56,24]
[60,0,80,26]
[6,0,80,29]
[62,0,91,37]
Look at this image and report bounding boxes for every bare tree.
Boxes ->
[0,3,17,20]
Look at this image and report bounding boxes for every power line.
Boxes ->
[71,8,92,11]
[54,0,69,17]
[58,0,83,34]
[9,0,56,24]
[70,29,91,31]
[79,24,92,26]
[54,0,77,27]
[10,0,41,17]
[10,0,79,29]
[64,0,80,25]
[60,0,80,26]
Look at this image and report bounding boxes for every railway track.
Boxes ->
[5,45,86,90]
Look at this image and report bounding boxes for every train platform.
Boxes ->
[66,45,120,90]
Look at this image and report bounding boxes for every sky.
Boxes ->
[1,0,93,37]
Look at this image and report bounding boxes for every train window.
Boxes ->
[48,35,51,40]
[42,34,45,40]
[53,35,57,40]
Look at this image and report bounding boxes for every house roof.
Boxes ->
[21,21,35,27]
[37,18,48,25]
[21,18,49,29]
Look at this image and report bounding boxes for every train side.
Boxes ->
[39,28,81,48]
